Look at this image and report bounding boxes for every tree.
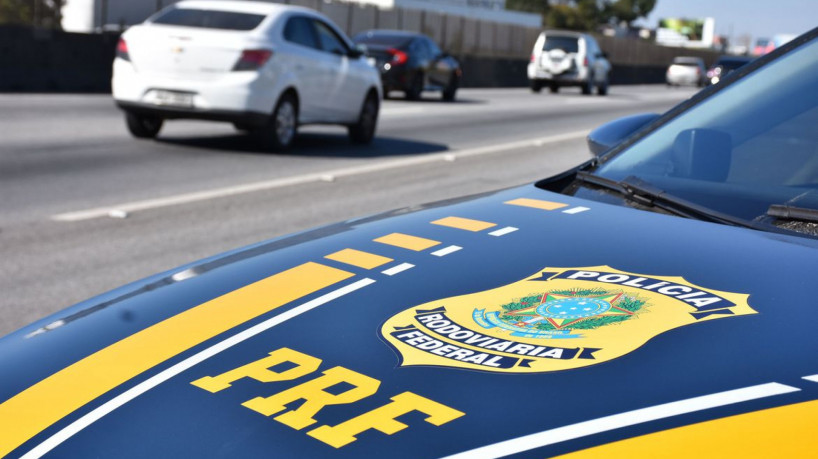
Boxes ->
[507,0,656,31]
[0,0,64,29]
[605,0,656,25]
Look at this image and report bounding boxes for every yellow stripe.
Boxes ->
[505,198,569,211]
[0,262,353,457]
[325,249,392,269]
[431,216,497,232]
[374,233,441,251]
[555,399,818,459]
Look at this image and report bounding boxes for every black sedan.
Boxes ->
[353,30,462,101]
[706,55,753,85]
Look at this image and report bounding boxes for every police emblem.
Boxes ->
[380,266,756,373]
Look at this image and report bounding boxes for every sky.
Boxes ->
[636,0,818,44]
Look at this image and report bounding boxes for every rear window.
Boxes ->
[673,58,702,66]
[152,8,266,31]
[544,36,579,53]
[353,32,413,48]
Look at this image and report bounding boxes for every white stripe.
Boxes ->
[802,374,818,383]
[563,206,590,214]
[488,227,518,237]
[432,245,462,257]
[442,382,799,459]
[51,131,587,222]
[381,263,415,276]
[20,278,376,459]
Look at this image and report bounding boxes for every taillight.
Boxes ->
[233,49,273,71]
[387,48,408,65]
[116,38,130,61]
[530,53,535,63]
[583,56,588,67]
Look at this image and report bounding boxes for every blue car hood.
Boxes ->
[2,184,817,458]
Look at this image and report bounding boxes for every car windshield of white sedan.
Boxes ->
[152,8,266,31]
[595,35,818,223]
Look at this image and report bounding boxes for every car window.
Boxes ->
[426,38,442,57]
[594,37,818,222]
[152,8,266,31]
[313,20,349,55]
[544,36,579,53]
[283,16,318,49]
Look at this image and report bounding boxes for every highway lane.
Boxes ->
[0,85,696,335]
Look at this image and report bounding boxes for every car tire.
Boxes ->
[348,92,379,144]
[125,112,163,139]
[549,83,559,94]
[596,77,609,96]
[405,72,424,100]
[442,75,459,102]
[256,93,298,152]
[530,80,542,93]
[581,77,593,95]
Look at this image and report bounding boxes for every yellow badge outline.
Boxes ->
[380,266,756,374]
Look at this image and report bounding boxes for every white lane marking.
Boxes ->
[488,227,518,237]
[51,131,588,222]
[381,263,415,276]
[442,382,799,459]
[20,278,376,459]
[432,245,462,257]
[802,374,818,383]
[563,206,590,214]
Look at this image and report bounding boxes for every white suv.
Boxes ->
[527,31,611,96]
[112,1,382,150]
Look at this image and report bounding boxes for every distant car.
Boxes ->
[527,30,611,95]
[706,55,753,85]
[112,1,382,150]
[665,56,706,87]
[352,30,461,101]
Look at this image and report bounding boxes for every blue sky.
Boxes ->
[637,0,818,42]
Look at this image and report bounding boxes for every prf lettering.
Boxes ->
[191,347,464,448]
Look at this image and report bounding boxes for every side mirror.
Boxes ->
[347,48,364,59]
[587,113,660,156]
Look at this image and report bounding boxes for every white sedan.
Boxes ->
[112,1,382,150]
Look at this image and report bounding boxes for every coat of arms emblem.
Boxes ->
[380,266,756,373]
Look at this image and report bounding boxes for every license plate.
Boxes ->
[154,90,194,108]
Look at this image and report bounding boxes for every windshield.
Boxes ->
[544,36,579,53]
[589,33,818,226]
[151,8,266,31]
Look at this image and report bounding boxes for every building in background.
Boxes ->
[60,0,539,33]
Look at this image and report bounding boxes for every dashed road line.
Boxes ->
[802,374,818,383]
[51,131,588,222]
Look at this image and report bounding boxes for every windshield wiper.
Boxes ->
[574,171,760,229]
[767,204,818,223]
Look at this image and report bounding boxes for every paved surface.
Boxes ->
[0,85,697,335]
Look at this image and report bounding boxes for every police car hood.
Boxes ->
[2,184,818,458]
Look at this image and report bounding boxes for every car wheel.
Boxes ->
[256,93,298,151]
[530,80,542,93]
[405,72,423,100]
[125,112,163,139]
[581,77,593,95]
[596,77,609,96]
[348,92,379,144]
[442,75,459,102]
[549,83,559,94]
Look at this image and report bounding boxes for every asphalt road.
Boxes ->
[0,85,697,336]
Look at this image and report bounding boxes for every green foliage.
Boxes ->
[0,0,64,28]
[506,0,656,30]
